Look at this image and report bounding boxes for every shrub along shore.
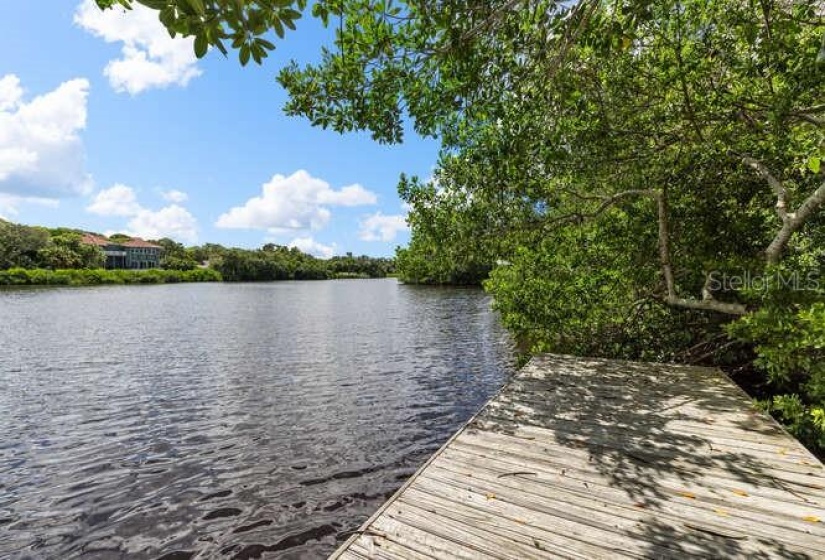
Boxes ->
[0,267,397,286]
[0,267,222,286]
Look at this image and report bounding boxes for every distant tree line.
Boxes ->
[154,238,394,280]
[0,220,105,270]
[0,219,394,282]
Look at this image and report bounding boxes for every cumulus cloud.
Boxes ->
[359,212,409,242]
[0,194,60,220]
[0,75,92,198]
[215,170,377,233]
[317,183,377,206]
[74,0,201,94]
[0,75,24,111]
[127,205,198,243]
[86,183,198,242]
[161,189,188,203]
[86,183,142,216]
[289,236,336,259]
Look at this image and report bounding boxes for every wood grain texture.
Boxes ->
[331,354,825,559]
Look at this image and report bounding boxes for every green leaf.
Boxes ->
[251,42,263,64]
[194,34,208,58]
[213,38,228,56]
[273,16,284,38]
[808,156,821,174]
[239,44,250,66]
[158,6,175,29]
[185,0,205,15]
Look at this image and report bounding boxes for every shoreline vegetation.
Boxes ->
[0,267,222,286]
[0,219,395,286]
[0,267,393,286]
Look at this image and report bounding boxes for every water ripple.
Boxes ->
[0,280,514,558]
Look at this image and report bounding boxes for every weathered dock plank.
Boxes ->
[332,354,825,559]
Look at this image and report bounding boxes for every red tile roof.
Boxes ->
[81,233,111,247]
[121,238,162,248]
[80,233,161,249]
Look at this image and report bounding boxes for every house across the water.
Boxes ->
[81,234,163,270]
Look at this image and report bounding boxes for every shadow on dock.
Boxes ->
[333,354,825,559]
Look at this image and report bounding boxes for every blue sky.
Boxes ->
[0,1,438,257]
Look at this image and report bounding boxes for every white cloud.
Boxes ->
[0,75,24,112]
[0,75,92,199]
[126,204,198,243]
[359,212,409,242]
[0,194,60,219]
[215,170,378,233]
[318,183,377,206]
[74,0,201,95]
[87,183,198,242]
[86,183,142,216]
[161,189,188,203]
[289,236,336,259]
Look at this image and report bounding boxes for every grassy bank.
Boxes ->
[0,267,222,286]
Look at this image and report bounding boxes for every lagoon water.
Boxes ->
[0,279,514,559]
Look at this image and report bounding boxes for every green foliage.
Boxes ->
[155,237,200,270]
[729,301,825,452]
[0,221,393,283]
[203,244,393,281]
[0,267,222,286]
[327,252,395,279]
[210,245,323,281]
[0,221,104,270]
[96,0,309,64]
[758,395,825,456]
[0,220,49,269]
[395,173,499,285]
[278,1,568,143]
[37,233,105,269]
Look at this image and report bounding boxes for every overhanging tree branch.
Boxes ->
[547,186,747,315]
[545,189,656,228]
[742,155,789,221]
[741,155,825,264]
[654,189,747,316]
[765,179,825,264]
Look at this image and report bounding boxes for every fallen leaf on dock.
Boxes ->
[485,493,496,500]
[714,508,729,517]
[678,491,696,499]
[732,489,749,497]
[802,516,820,523]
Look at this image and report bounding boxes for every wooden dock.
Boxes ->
[331,354,825,559]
